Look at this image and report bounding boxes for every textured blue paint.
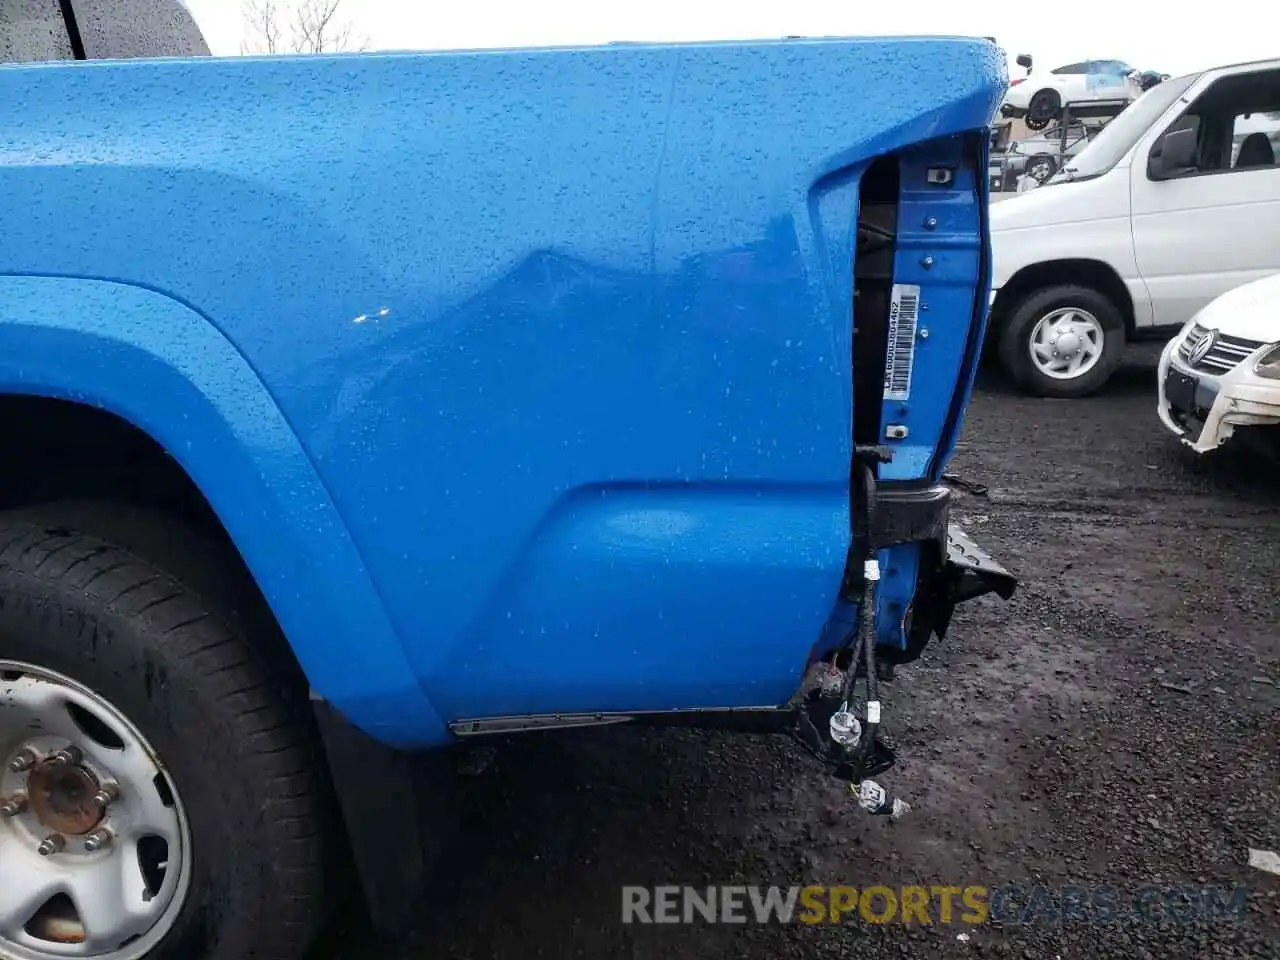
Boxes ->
[0,38,1005,743]
[0,277,443,746]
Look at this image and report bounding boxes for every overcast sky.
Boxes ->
[184,0,1266,79]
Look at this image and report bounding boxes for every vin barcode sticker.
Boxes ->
[883,283,920,401]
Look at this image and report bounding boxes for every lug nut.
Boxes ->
[50,745,83,767]
[37,834,66,857]
[8,749,36,773]
[93,782,120,809]
[83,829,113,853]
[0,793,27,817]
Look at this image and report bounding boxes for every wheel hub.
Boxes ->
[0,662,192,959]
[1055,329,1081,356]
[26,757,105,837]
[1028,307,1105,381]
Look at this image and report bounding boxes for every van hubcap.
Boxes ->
[0,662,191,959]
[1029,308,1105,379]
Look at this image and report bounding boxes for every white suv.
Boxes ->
[1157,272,1280,453]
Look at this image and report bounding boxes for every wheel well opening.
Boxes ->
[0,394,307,692]
[991,259,1136,339]
[0,395,221,531]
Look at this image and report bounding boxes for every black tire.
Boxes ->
[996,284,1126,398]
[1026,154,1057,184]
[1025,89,1060,130]
[0,515,330,959]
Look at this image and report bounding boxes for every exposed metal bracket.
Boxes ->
[945,524,1018,603]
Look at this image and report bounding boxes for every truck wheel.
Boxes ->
[0,518,328,960]
[997,284,1126,398]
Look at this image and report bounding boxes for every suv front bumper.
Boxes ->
[1157,334,1280,453]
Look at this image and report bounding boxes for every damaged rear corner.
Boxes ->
[789,130,1017,810]
[842,131,1018,662]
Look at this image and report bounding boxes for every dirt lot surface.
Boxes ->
[329,344,1279,959]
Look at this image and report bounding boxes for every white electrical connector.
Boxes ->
[829,706,862,747]
[863,558,880,581]
[857,779,911,819]
[858,779,887,811]
[866,700,881,724]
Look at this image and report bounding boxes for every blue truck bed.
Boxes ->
[0,37,1014,953]
[0,37,1006,744]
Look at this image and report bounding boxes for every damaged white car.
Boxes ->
[1157,272,1280,453]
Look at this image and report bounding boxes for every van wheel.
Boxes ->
[0,517,328,959]
[997,284,1126,398]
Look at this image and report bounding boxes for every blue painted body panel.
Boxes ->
[0,38,1005,745]
[0,277,444,746]
[881,139,990,481]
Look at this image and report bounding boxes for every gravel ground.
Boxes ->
[326,343,1279,959]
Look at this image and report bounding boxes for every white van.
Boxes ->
[987,58,1280,398]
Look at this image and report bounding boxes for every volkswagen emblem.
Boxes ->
[1187,329,1217,366]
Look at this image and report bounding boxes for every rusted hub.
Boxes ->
[26,757,105,836]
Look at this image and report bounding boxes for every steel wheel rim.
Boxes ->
[1028,307,1105,380]
[0,662,192,960]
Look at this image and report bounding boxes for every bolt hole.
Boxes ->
[65,702,125,751]
[25,893,83,945]
[137,835,169,899]
[152,772,176,808]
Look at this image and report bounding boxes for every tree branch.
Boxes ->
[240,0,282,54]
[242,0,368,55]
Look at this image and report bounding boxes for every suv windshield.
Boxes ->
[1055,73,1199,182]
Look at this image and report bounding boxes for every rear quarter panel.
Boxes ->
[0,39,1004,731]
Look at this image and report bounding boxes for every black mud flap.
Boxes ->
[945,524,1017,604]
[311,699,458,935]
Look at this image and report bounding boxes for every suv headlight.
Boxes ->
[1254,343,1280,379]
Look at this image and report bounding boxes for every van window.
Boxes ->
[1231,112,1280,167]
[1148,69,1280,177]
[1054,72,1199,182]
[0,0,73,63]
